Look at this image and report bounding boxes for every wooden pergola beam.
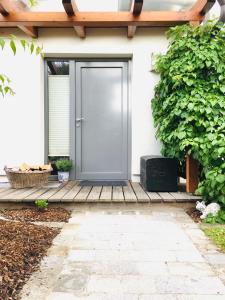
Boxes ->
[0,11,204,27]
[62,0,78,16]
[0,0,38,38]
[17,25,38,38]
[0,3,9,17]
[62,0,85,38]
[128,0,144,38]
[190,0,216,16]
[131,0,144,16]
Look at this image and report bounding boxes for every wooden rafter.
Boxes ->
[0,3,9,17]
[62,0,85,38]
[131,0,144,16]
[190,0,216,16]
[0,0,38,38]
[128,0,144,38]
[0,11,204,27]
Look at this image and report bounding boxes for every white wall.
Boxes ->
[0,27,167,180]
[0,30,44,174]
[0,0,220,180]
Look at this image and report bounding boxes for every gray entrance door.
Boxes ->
[75,61,129,180]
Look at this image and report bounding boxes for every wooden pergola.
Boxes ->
[0,0,217,39]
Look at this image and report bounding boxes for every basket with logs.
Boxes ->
[4,163,52,189]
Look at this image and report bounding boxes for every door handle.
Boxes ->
[76,118,84,122]
[76,117,84,127]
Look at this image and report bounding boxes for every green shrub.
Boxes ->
[35,199,48,211]
[152,21,225,205]
[203,209,225,224]
[55,159,73,172]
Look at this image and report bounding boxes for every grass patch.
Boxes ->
[203,227,225,253]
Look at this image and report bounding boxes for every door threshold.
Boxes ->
[79,180,128,186]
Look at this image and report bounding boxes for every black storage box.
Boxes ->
[140,155,178,192]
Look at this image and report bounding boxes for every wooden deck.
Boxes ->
[0,181,201,203]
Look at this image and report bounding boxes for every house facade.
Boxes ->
[0,0,219,181]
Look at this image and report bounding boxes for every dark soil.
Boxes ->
[2,207,71,222]
[0,220,59,300]
[186,207,201,223]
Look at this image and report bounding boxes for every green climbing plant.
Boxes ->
[152,21,225,205]
[0,0,40,97]
[0,36,42,96]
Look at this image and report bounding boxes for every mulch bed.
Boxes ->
[186,207,201,223]
[0,220,59,300]
[2,207,71,222]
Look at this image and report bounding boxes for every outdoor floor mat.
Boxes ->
[79,181,128,186]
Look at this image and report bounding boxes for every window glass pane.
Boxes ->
[47,61,70,158]
[47,61,69,75]
[119,0,196,11]
[30,0,196,12]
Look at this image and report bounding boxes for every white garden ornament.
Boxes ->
[196,201,220,219]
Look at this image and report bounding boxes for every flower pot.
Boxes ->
[58,171,69,183]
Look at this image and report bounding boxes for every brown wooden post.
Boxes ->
[186,155,199,193]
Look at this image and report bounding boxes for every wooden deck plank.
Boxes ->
[100,186,112,202]
[147,192,162,203]
[37,187,62,200]
[131,182,149,202]
[12,187,41,200]
[112,186,124,202]
[1,188,28,200]
[170,192,191,202]
[0,188,14,197]
[62,182,81,200]
[0,187,10,194]
[25,188,49,200]
[123,182,137,202]
[49,181,76,200]
[87,186,102,201]
[189,194,202,200]
[158,192,176,202]
[74,186,92,201]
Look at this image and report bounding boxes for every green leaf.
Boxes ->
[20,39,27,50]
[220,86,225,93]
[36,46,42,56]
[217,174,225,184]
[30,42,34,54]
[10,40,16,55]
[0,38,5,50]
[177,132,186,139]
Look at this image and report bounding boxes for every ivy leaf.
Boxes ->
[0,38,5,50]
[30,42,34,54]
[216,175,225,184]
[10,40,16,55]
[20,39,27,50]
[219,86,225,93]
[188,103,194,110]
[177,132,186,139]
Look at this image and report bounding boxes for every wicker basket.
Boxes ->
[4,167,52,189]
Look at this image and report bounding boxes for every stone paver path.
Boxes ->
[21,204,225,300]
